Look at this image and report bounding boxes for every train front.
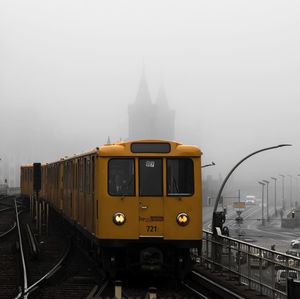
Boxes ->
[95,140,202,277]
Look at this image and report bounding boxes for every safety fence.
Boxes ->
[198,229,300,299]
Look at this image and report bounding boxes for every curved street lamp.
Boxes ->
[212,144,292,233]
[201,161,216,168]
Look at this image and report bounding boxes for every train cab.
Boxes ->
[95,140,202,275]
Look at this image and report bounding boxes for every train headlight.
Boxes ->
[113,212,126,225]
[176,213,189,226]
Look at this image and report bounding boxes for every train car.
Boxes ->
[20,164,34,197]
[20,140,202,277]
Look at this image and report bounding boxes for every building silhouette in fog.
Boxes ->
[128,71,175,140]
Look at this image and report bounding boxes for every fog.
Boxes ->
[1,1,300,188]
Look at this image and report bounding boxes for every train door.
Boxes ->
[85,156,93,233]
[69,161,73,219]
[78,158,85,226]
[59,163,64,210]
[63,162,69,217]
[138,158,164,237]
[76,160,80,223]
[83,157,87,228]
[72,159,78,221]
[91,155,95,234]
[66,161,72,218]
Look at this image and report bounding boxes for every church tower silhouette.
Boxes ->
[128,70,175,140]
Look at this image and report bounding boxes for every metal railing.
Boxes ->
[198,229,300,299]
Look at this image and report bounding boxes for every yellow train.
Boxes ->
[21,140,202,277]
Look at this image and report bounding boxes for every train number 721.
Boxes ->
[146,225,157,232]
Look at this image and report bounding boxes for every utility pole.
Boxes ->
[297,174,300,207]
[263,180,270,221]
[259,181,266,226]
[271,177,277,216]
[279,174,285,210]
[287,175,293,208]
[0,158,2,184]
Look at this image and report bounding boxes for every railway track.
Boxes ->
[29,243,103,299]
[182,270,246,299]
[1,196,248,299]
[0,195,107,299]
[15,201,103,299]
[89,264,249,299]
[0,195,16,235]
[85,278,199,299]
[0,195,19,298]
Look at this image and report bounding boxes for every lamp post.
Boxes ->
[201,161,216,168]
[297,174,300,208]
[262,180,270,221]
[279,174,285,210]
[212,144,291,232]
[271,177,277,216]
[0,158,2,184]
[259,181,266,226]
[210,144,291,269]
[287,174,293,208]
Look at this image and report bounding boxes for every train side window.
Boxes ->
[167,159,194,196]
[108,159,135,196]
[139,158,163,196]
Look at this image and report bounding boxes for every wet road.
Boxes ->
[202,204,298,253]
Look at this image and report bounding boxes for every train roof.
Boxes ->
[21,164,33,168]
[21,140,202,167]
[98,140,202,157]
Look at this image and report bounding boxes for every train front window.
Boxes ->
[167,159,194,196]
[139,158,163,196]
[108,159,135,196]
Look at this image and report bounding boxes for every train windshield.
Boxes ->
[108,159,135,196]
[167,159,194,196]
[139,158,163,196]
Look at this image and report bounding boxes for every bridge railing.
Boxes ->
[197,229,300,299]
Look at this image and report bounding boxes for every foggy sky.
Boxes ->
[1,1,300,185]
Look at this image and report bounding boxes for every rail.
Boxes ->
[0,198,16,238]
[25,237,71,295]
[13,197,71,298]
[0,221,16,238]
[25,224,39,259]
[198,229,300,299]
[184,270,245,299]
[14,198,28,299]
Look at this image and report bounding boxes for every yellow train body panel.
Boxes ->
[21,140,202,244]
